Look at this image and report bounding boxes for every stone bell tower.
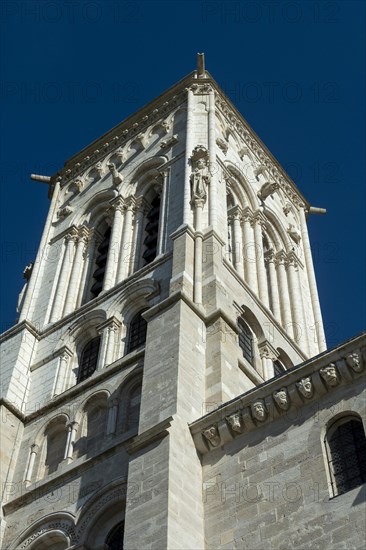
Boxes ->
[0,54,328,549]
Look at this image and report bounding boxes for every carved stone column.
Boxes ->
[49,228,77,323]
[242,207,257,291]
[117,196,135,283]
[157,170,168,256]
[208,88,218,228]
[286,252,303,344]
[104,318,121,367]
[97,317,121,370]
[258,341,278,380]
[253,212,268,306]
[24,444,39,486]
[107,398,119,435]
[194,198,205,305]
[183,88,194,224]
[63,227,89,316]
[64,421,79,462]
[299,206,326,351]
[265,249,281,322]
[230,205,244,278]
[275,250,292,333]
[131,197,149,272]
[103,196,125,291]
[53,346,73,396]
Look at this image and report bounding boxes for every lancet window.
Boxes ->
[77,337,101,383]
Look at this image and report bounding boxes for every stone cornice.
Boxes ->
[212,82,309,210]
[126,416,173,455]
[0,320,40,344]
[49,73,196,193]
[190,333,366,454]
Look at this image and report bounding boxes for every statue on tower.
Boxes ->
[190,145,210,203]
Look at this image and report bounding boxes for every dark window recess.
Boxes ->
[327,419,366,496]
[126,384,142,432]
[106,521,125,550]
[238,318,254,365]
[90,227,111,298]
[77,337,100,383]
[127,312,147,354]
[273,360,286,376]
[142,196,160,265]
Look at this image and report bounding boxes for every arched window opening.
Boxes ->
[142,195,160,266]
[77,337,101,383]
[86,404,108,454]
[44,423,68,476]
[238,317,254,365]
[263,235,273,312]
[273,360,286,376]
[325,417,366,497]
[106,521,125,550]
[226,193,235,264]
[91,226,111,298]
[126,383,142,432]
[126,312,147,354]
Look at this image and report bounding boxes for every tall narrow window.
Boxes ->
[91,226,111,298]
[238,317,254,365]
[106,521,125,550]
[43,422,68,476]
[126,383,142,432]
[142,195,160,266]
[273,360,286,376]
[126,311,147,354]
[77,337,101,383]
[325,417,366,497]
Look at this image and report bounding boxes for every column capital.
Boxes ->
[258,340,278,361]
[274,249,287,266]
[30,443,39,453]
[252,210,267,228]
[97,316,121,334]
[264,248,276,264]
[286,250,304,270]
[58,346,73,361]
[65,226,79,242]
[242,206,254,223]
[110,195,125,212]
[124,195,136,210]
[135,196,150,213]
[228,204,243,222]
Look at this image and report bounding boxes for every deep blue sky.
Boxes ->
[1,0,365,347]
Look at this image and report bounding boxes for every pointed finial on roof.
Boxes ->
[197,53,206,78]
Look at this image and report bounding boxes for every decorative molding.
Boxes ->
[190,340,366,454]
[160,134,179,149]
[107,162,123,186]
[216,137,228,155]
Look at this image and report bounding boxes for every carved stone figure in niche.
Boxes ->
[346,352,363,373]
[273,388,290,410]
[227,413,242,432]
[250,400,267,422]
[320,364,340,387]
[190,145,210,202]
[202,425,220,447]
[296,377,314,399]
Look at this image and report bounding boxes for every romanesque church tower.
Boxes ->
[1,55,365,550]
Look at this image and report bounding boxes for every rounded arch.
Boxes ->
[115,370,143,434]
[129,155,166,191]
[276,347,294,370]
[75,189,117,227]
[58,309,107,351]
[11,512,76,550]
[77,479,127,546]
[239,305,265,342]
[224,161,258,211]
[109,278,159,322]
[34,412,70,448]
[262,207,290,252]
[74,389,111,424]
